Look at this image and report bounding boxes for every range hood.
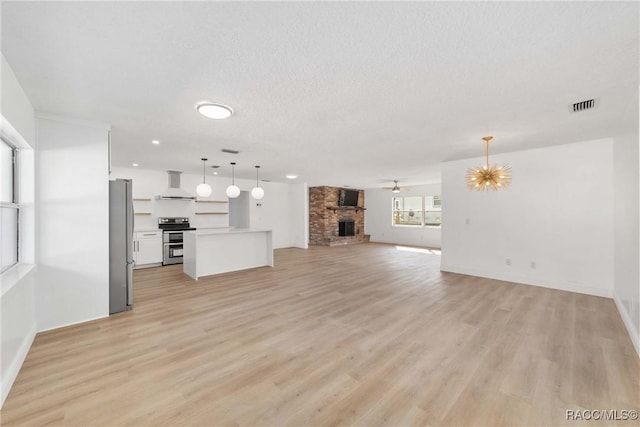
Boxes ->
[155,171,196,200]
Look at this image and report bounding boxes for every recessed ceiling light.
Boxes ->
[286,174,298,179]
[213,172,218,175]
[196,102,233,119]
[151,140,160,145]
[132,163,139,167]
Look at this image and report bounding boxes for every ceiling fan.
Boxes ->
[382,180,410,193]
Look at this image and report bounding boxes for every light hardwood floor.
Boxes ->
[2,244,638,426]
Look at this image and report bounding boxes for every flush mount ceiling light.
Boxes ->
[132,163,139,167]
[196,158,213,197]
[251,166,265,200]
[196,102,233,120]
[226,162,240,198]
[466,136,512,191]
[151,140,160,145]
[285,174,298,180]
[392,180,400,193]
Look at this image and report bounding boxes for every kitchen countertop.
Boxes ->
[186,228,271,236]
[134,227,234,233]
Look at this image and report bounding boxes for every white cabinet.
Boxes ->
[134,231,162,268]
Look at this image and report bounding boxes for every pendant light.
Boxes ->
[391,180,401,193]
[466,136,512,191]
[196,158,212,197]
[226,162,241,198]
[251,166,265,200]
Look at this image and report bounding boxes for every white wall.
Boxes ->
[613,132,640,356]
[289,182,308,248]
[0,267,36,408]
[441,138,614,298]
[0,54,37,407]
[365,184,442,248]
[110,167,308,249]
[36,114,110,332]
[1,55,35,145]
[249,181,308,249]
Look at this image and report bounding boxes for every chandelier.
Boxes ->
[466,136,511,191]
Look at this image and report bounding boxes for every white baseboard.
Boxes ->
[370,238,442,249]
[440,264,613,298]
[1,322,36,408]
[38,314,109,333]
[277,243,308,249]
[613,294,640,358]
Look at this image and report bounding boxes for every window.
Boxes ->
[1,138,18,272]
[393,196,423,226]
[424,195,442,226]
[392,195,441,227]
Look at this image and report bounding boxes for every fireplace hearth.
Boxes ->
[339,220,355,237]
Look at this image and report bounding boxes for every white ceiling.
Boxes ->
[2,2,638,188]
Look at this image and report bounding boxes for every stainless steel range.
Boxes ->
[158,217,195,265]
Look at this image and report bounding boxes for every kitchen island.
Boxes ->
[183,228,274,280]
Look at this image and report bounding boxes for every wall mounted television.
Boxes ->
[338,189,359,207]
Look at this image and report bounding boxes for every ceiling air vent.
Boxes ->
[221,148,240,154]
[571,99,597,112]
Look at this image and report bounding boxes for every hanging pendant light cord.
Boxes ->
[200,158,208,184]
[482,136,493,168]
[485,140,489,168]
[231,162,236,185]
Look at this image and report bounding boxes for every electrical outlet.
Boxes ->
[506,258,511,266]
[530,261,536,269]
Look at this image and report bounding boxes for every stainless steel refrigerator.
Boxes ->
[109,179,134,314]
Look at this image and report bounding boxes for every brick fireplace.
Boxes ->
[309,186,371,246]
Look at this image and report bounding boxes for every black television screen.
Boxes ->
[339,189,359,206]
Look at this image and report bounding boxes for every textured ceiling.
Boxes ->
[2,1,638,188]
